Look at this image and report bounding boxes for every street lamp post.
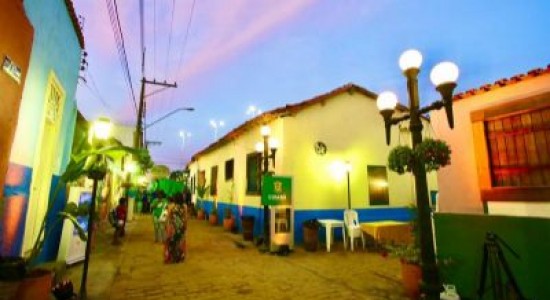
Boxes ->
[376,49,459,300]
[79,117,112,300]
[179,130,191,148]
[145,107,195,130]
[210,119,225,139]
[345,161,351,209]
[255,125,279,251]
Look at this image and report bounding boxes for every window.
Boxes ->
[225,159,234,181]
[367,166,389,205]
[46,80,63,123]
[486,107,550,187]
[210,166,218,196]
[246,153,261,194]
[471,93,550,202]
[198,170,205,188]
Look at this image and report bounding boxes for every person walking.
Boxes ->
[112,197,128,245]
[183,187,193,217]
[151,190,168,243]
[164,192,187,263]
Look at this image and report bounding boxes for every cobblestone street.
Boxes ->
[60,214,409,300]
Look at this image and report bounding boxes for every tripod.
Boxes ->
[477,232,526,300]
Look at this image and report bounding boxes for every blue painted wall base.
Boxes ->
[199,199,412,245]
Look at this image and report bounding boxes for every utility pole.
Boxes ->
[134,78,177,148]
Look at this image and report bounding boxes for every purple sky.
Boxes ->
[74,1,550,170]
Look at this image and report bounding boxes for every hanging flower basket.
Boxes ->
[414,138,452,172]
[388,139,451,174]
[388,145,414,174]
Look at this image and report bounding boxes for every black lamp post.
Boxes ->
[255,125,279,252]
[79,117,112,300]
[376,49,459,300]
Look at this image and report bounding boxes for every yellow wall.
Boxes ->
[430,73,550,214]
[189,88,438,211]
[189,122,273,209]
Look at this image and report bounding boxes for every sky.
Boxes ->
[73,0,550,171]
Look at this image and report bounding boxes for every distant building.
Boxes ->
[431,65,550,217]
[188,83,437,243]
[0,0,84,258]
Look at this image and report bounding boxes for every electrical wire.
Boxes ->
[164,0,176,77]
[140,0,145,76]
[164,0,197,111]
[174,0,197,80]
[106,0,138,114]
[85,68,111,109]
[153,0,157,77]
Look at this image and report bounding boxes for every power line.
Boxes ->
[84,68,110,109]
[153,0,157,77]
[175,0,197,78]
[164,0,176,77]
[105,0,138,114]
[140,0,145,76]
[164,0,197,110]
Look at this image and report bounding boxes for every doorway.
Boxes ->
[22,72,65,254]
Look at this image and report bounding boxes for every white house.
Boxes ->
[431,65,550,217]
[188,83,437,243]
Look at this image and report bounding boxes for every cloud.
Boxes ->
[171,0,315,84]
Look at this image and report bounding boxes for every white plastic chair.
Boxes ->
[343,209,365,251]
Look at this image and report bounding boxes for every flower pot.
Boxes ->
[15,269,53,300]
[302,225,319,252]
[241,215,255,241]
[223,216,235,231]
[197,209,205,220]
[209,214,218,225]
[0,256,26,281]
[401,261,422,299]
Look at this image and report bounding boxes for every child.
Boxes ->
[113,197,128,245]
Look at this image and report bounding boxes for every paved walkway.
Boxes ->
[64,214,408,300]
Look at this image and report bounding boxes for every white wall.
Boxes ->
[488,202,550,218]
[189,87,438,212]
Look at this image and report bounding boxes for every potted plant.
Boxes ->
[413,138,451,172]
[195,183,209,220]
[209,201,218,225]
[223,183,236,231]
[388,145,415,174]
[302,219,320,252]
[383,206,422,299]
[386,243,422,299]
[388,138,451,175]
[195,198,205,220]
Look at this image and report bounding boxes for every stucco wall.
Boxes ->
[280,91,437,210]
[189,88,438,212]
[3,0,82,256]
[11,0,81,171]
[189,119,283,210]
[431,74,550,214]
[0,1,33,199]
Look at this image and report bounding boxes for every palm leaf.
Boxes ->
[58,211,87,242]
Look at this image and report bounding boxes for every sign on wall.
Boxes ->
[261,175,292,206]
[2,56,21,84]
